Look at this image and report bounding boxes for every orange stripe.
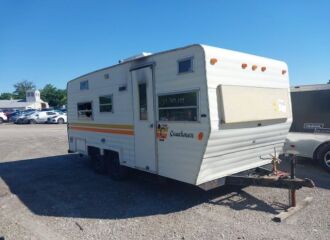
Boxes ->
[70,126,134,136]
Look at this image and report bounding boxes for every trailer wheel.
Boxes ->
[316,143,330,172]
[105,151,129,180]
[92,154,107,174]
[88,147,106,174]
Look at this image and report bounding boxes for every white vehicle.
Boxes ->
[47,114,67,124]
[284,84,330,171]
[67,44,292,189]
[24,110,60,124]
[0,111,8,123]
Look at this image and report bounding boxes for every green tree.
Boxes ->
[13,80,36,99]
[40,84,67,107]
[328,80,330,84]
[0,92,13,100]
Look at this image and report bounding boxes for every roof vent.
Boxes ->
[119,52,152,63]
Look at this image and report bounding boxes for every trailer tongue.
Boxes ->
[199,153,315,222]
[225,171,314,190]
[232,155,315,222]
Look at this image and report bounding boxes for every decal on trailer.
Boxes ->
[273,99,287,113]
[304,123,324,129]
[157,124,168,141]
[170,130,194,139]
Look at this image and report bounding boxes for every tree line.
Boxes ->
[0,80,67,108]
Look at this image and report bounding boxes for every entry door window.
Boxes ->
[138,82,148,120]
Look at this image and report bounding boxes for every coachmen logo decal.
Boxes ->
[170,130,194,139]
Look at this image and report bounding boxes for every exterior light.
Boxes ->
[210,58,218,65]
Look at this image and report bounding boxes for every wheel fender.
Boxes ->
[313,141,330,160]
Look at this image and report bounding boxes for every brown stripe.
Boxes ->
[70,126,134,136]
[69,122,133,130]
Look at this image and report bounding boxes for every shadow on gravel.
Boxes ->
[208,190,284,214]
[0,154,327,219]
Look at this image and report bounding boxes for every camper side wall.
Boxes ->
[151,45,210,184]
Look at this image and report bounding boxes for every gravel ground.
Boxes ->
[0,124,329,240]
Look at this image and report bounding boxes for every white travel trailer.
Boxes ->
[67,44,292,189]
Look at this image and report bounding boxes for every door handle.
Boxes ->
[149,123,154,128]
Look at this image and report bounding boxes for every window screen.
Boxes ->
[80,80,89,90]
[99,95,113,112]
[138,83,148,120]
[158,91,198,121]
[77,102,93,120]
[178,58,193,74]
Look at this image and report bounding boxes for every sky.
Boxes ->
[0,0,329,93]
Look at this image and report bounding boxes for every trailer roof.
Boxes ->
[291,84,330,92]
[67,44,287,86]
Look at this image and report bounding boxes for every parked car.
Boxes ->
[11,109,37,121]
[47,114,67,124]
[1,109,19,117]
[0,111,8,123]
[24,110,61,124]
[8,111,22,122]
[15,111,38,124]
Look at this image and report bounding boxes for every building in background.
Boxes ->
[0,90,49,110]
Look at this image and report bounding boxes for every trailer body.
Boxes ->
[67,44,292,187]
[284,85,330,171]
[290,84,330,133]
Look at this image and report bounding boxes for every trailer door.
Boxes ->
[131,66,157,172]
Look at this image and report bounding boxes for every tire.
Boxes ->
[57,118,64,124]
[29,119,37,124]
[0,118,3,124]
[91,152,107,174]
[105,152,129,181]
[316,143,330,172]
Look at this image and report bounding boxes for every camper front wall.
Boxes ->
[67,63,135,166]
[197,46,293,185]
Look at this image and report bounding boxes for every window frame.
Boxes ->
[138,81,148,121]
[99,94,114,113]
[177,57,194,75]
[80,80,89,90]
[157,89,200,123]
[77,101,94,120]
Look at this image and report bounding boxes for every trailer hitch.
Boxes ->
[225,153,315,222]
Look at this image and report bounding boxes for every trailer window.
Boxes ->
[178,57,193,74]
[158,91,198,121]
[99,95,113,112]
[139,83,148,120]
[77,102,93,120]
[80,80,89,90]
